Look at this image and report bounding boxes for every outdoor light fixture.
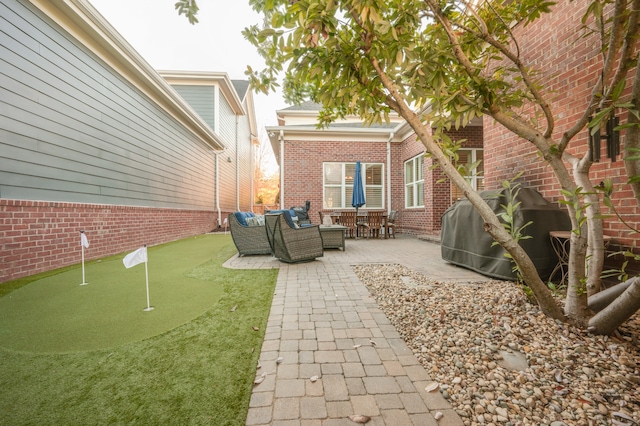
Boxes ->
[589,110,620,162]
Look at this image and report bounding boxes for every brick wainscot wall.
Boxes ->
[0,199,217,283]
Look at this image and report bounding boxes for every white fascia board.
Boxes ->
[29,0,226,151]
[267,126,401,142]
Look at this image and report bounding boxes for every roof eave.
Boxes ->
[28,0,226,151]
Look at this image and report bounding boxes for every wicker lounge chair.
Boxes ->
[228,212,271,256]
[265,212,324,263]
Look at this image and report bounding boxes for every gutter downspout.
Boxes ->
[250,134,256,213]
[215,153,221,227]
[387,132,394,214]
[279,130,285,209]
[236,116,240,212]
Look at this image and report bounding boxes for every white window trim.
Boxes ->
[404,155,424,209]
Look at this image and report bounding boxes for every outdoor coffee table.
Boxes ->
[319,225,347,251]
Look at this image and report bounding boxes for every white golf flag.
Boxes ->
[123,246,147,269]
[80,232,89,248]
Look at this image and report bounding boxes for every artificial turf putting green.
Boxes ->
[0,235,231,353]
[0,234,279,425]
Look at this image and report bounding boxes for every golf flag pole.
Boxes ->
[143,245,152,312]
[123,245,153,311]
[80,231,89,286]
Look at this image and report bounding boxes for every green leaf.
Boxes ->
[611,78,626,101]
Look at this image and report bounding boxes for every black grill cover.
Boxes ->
[441,188,571,281]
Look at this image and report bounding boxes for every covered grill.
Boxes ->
[290,200,311,222]
[441,188,571,281]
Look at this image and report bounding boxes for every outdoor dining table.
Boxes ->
[329,211,389,238]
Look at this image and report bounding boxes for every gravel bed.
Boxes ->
[354,263,640,426]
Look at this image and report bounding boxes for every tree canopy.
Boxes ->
[178,0,640,332]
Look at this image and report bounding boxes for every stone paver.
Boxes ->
[225,235,488,425]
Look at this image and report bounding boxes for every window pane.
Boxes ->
[405,161,413,183]
[416,156,423,180]
[406,185,414,207]
[365,164,382,185]
[416,182,424,206]
[324,187,342,208]
[345,163,356,186]
[366,187,382,208]
[345,186,353,207]
[324,163,343,185]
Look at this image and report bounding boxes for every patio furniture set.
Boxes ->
[228,210,335,264]
[228,209,398,264]
[324,210,398,239]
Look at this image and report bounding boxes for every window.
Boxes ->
[323,163,384,209]
[405,155,424,208]
[451,149,484,202]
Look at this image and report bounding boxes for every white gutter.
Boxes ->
[387,132,394,214]
[279,130,285,209]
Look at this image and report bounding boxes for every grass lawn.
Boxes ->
[0,234,278,425]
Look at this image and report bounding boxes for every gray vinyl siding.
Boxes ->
[0,0,218,209]
[171,85,215,130]
[217,95,238,211]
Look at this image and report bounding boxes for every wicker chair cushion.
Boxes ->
[234,211,256,226]
[245,215,265,227]
[266,210,297,228]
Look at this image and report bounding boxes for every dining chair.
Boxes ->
[385,210,398,239]
[360,210,384,238]
[339,211,357,238]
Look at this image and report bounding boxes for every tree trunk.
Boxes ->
[588,276,640,334]
[398,111,567,320]
[588,280,633,312]
[573,164,606,297]
[564,230,590,319]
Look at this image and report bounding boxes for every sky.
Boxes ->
[88,0,288,131]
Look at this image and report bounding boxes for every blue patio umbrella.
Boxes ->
[351,161,366,214]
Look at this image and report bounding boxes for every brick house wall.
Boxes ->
[277,124,483,236]
[399,134,430,235]
[483,0,640,248]
[0,199,217,283]
[398,126,484,236]
[282,139,389,221]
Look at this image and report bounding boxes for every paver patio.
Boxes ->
[225,234,490,425]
